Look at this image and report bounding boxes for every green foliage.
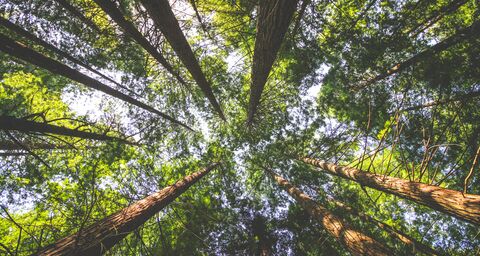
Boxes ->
[1,0,479,255]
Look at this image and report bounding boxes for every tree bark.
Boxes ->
[54,0,101,32]
[0,141,74,150]
[301,157,480,225]
[330,199,442,255]
[0,16,139,97]
[92,0,186,86]
[252,215,272,256]
[35,163,218,255]
[265,168,391,256]
[357,20,480,89]
[0,116,131,144]
[140,0,225,121]
[0,34,193,131]
[247,0,298,124]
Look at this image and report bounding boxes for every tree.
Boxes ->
[355,20,480,89]
[301,157,480,225]
[36,163,218,255]
[266,168,392,256]
[0,16,137,97]
[91,0,186,86]
[329,198,442,255]
[0,34,193,131]
[0,115,131,143]
[140,0,226,120]
[53,0,101,33]
[247,0,298,124]
[1,0,479,255]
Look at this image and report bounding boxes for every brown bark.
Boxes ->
[252,215,272,256]
[0,116,131,144]
[247,0,298,124]
[92,0,186,86]
[357,20,480,89]
[54,0,101,32]
[0,34,193,131]
[140,0,225,120]
[0,16,138,97]
[330,199,442,255]
[301,157,480,225]
[0,141,73,150]
[265,168,391,256]
[34,163,218,255]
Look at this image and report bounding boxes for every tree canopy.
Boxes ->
[0,0,479,255]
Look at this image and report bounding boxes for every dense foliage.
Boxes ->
[0,0,479,255]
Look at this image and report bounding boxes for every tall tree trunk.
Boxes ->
[301,157,480,225]
[0,34,193,131]
[265,168,392,256]
[247,0,298,124]
[252,215,272,256]
[140,0,226,121]
[0,17,138,97]
[0,116,131,143]
[0,141,75,150]
[400,89,480,112]
[54,0,101,32]
[329,199,442,255]
[404,0,469,37]
[357,20,480,89]
[291,0,310,39]
[35,163,218,255]
[92,0,186,86]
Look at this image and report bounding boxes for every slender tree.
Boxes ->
[0,34,193,131]
[0,116,132,144]
[356,20,480,89]
[252,215,272,256]
[140,0,226,120]
[400,89,480,112]
[0,141,74,150]
[0,16,138,97]
[35,163,219,255]
[247,0,298,124]
[329,198,442,255]
[403,0,469,38]
[91,0,186,86]
[301,157,480,225]
[53,0,101,32]
[265,168,392,256]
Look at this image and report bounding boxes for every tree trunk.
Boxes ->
[92,0,186,86]
[54,0,101,32]
[357,20,480,89]
[0,34,193,131]
[0,17,139,97]
[0,116,131,144]
[0,141,74,150]
[301,157,480,225]
[35,163,218,255]
[400,89,480,112]
[330,199,442,255]
[265,168,391,256]
[140,0,225,121]
[404,0,469,37]
[252,215,272,256]
[247,0,298,124]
